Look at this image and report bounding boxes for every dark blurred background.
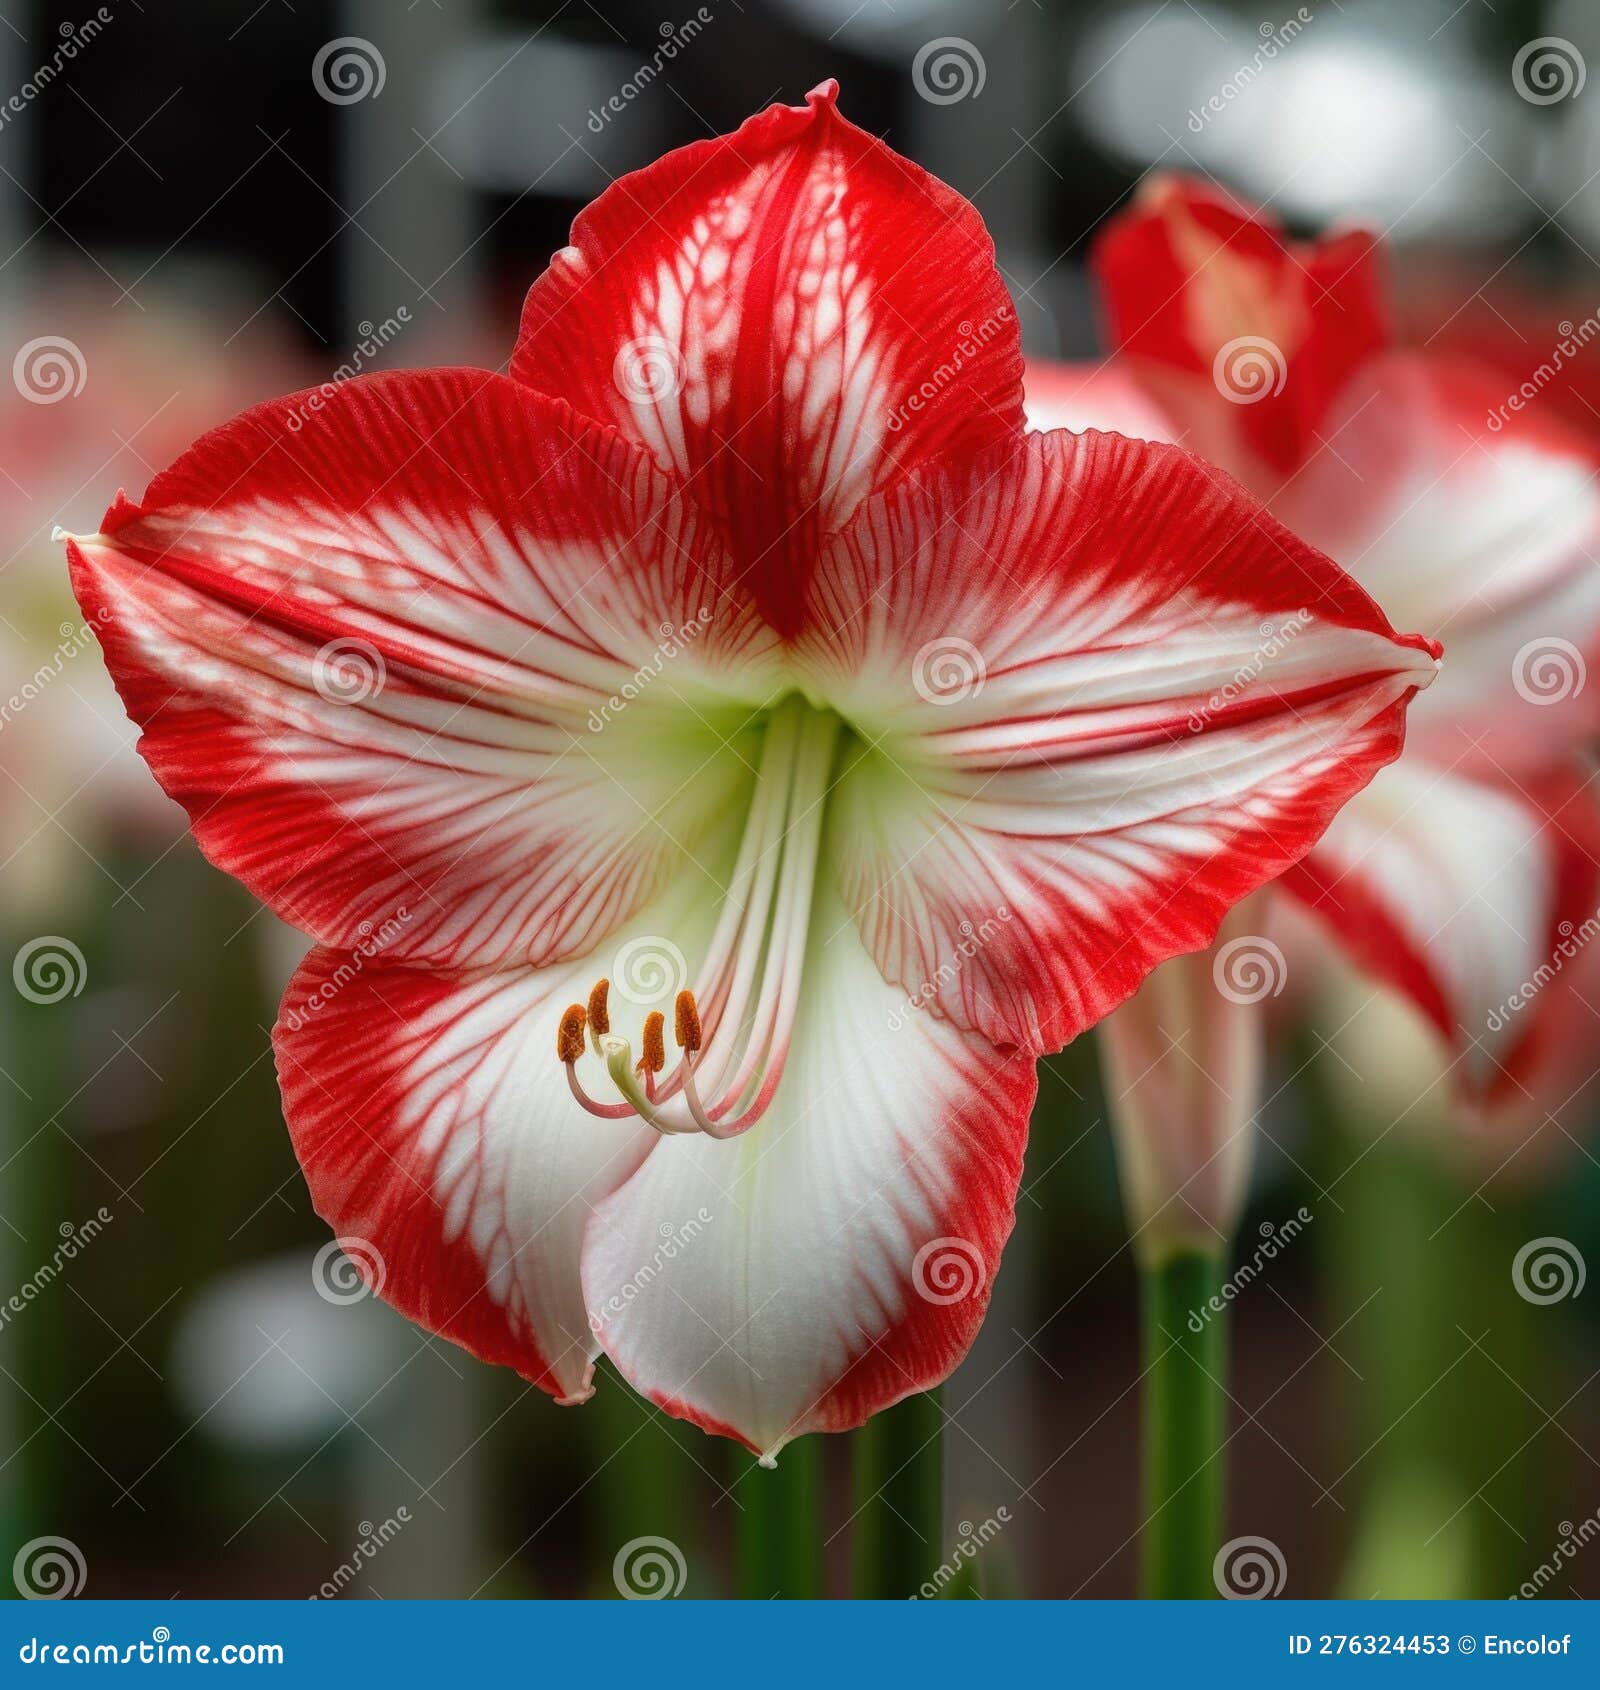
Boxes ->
[3,0,1600,1600]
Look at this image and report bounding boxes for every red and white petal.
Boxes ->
[795,428,1439,1054]
[68,368,778,968]
[581,886,1034,1460]
[1280,762,1600,1107]
[1023,358,1178,444]
[274,951,647,1403]
[1092,173,1387,479]
[511,81,1023,635]
[1270,353,1600,777]
[270,862,739,1404]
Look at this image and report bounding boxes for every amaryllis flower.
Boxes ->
[1031,174,1600,1119]
[62,88,1438,1459]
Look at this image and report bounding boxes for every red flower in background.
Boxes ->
[63,91,1437,1456]
[1031,175,1600,1118]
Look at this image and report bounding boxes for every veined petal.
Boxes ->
[271,869,736,1404]
[798,428,1439,1053]
[581,885,1033,1460]
[1280,763,1600,1108]
[67,369,780,968]
[511,81,1023,636]
[1269,353,1600,777]
[1093,174,1387,479]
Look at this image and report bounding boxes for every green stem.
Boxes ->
[735,1435,822,1598]
[1139,1250,1227,1598]
[850,1388,943,1598]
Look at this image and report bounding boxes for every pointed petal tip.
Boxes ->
[1406,631,1446,672]
[806,78,841,111]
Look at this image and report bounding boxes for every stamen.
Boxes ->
[557,1004,587,1064]
[674,990,702,1053]
[639,1012,665,1077]
[572,699,842,1142]
[560,1002,634,1120]
[587,978,611,1056]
